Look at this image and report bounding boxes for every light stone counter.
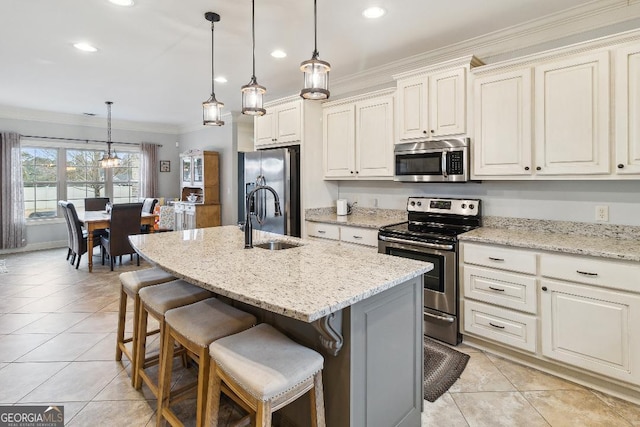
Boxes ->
[305,207,406,229]
[129,225,430,322]
[459,217,640,262]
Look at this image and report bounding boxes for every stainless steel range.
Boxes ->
[378,197,481,345]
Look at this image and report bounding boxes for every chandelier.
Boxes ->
[100,101,121,168]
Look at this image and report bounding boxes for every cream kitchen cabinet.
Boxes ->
[472,69,533,176]
[615,42,640,174]
[323,89,394,180]
[393,56,482,143]
[305,221,378,248]
[534,51,610,176]
[255,99,301,148]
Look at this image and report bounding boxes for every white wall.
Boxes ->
[337,180,640,226]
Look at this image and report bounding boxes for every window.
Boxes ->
[20,142,141,220]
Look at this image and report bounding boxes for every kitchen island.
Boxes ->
[129,226,431,427]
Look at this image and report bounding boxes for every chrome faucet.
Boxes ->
[245,185,282,249]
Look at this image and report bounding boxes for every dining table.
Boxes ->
[78,210,158,272]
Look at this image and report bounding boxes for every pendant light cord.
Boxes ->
[210,19,215,95]
[251,0,256,80]
[313,0,319,59]
[106,101,112,155]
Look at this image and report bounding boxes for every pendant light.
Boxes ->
[300,0,330,100]
[100,101,121,168]
[202,12,224,126]
[241,0,266,116]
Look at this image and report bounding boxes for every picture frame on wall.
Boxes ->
[160,160,170,172]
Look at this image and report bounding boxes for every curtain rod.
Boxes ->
[20,134,163,147]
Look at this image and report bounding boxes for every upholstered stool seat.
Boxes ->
[207,323,326,427]
[157,298,257,427]
[116,267,176,385]
[134,280,213,396]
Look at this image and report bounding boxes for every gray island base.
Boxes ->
[129,226,431,426]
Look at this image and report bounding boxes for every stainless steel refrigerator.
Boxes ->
[238,146,301,237]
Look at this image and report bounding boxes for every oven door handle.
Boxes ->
[424,311,455,323]
[379,235,454,251]
[442,150,448,179]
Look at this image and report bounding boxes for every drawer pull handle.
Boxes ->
[489,322,505,329]
[488,286,505,292]
[488,257,504,262]
[317,230,326,234]
[353,235,363,239]
[576,270,598,277]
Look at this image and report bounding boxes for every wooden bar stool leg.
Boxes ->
[205,362,222,427]
[156,325,175,427]
[310,372,326,427]
[196,347,210,427]
[115,287,128,361]
[256,401,272,427]
[134,304,149,390]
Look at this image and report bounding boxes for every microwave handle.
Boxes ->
[441,150,448,179]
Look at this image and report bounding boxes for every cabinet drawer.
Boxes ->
[463,300,537,353]
[462,243,537,274]
[340,226,378,247]
[540,253,640,292]
[463,265,537,314]
[306,222,340,241]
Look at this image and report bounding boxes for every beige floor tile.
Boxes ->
[15,312,91,334]
[523,390,632,427]
[20,361,123,402]
[0,334,55,362]
[19,401,89,424]
[421,393,469,426]
[487,354,584,392]
[13,296,80,313]
[67,400,154,427]
[452,341,483,355]
[0,297,39,313]
[64,312,119,333]
[0,313,47,333]
[93,369,155,401]
[590,390,640,426]
[0,362,69,403]
[448,352,515,393]
[76,332,119,362]
[55,295,119,313]
[452,391,550,427]
[11,285,71,299]
[17,332,109,362]
[0,285,35,297]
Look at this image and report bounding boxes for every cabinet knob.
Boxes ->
[350,171,354,174]
[542,286,548,291]
[355,171,359,174]
[536,166,541,171]
[524,166,530,171]
[618,164,625,169]
[430,130,435,133]
[422,130,427,134]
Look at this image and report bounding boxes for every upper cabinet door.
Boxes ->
[255,111,275,147]
[615,43,640,174]
[323,104,355,178]
[275,102,301,143]
[396,76,428,141]
[429,68,466,137]
[473,69,533,176]
[356,95,394,177]
[534,51,610,175]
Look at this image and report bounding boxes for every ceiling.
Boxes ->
[0,0,604,128]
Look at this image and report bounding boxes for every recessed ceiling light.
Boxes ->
[73,42,98,52]
[214,76,227,83]
[271,50,287,59]
[109,0,134,6]
[362,6,386,19]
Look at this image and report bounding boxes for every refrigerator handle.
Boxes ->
[256,175,267,225]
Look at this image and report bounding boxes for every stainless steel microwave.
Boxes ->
[394,138,470,182]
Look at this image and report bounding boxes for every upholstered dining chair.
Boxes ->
[63,201,102,269]
[101,202,143,271]
[140,198,158,233]
[58,200,75,262]
[84,197,110,211]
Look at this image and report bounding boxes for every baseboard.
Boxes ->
[0,240,66,255]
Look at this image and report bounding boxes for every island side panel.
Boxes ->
[350,275,423,427]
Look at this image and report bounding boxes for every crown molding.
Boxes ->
[321,88,396,108]
[0,104,180,135]
[330,0,640,96]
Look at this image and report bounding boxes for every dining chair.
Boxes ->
[65,201,102,269]
[101,202,143,271]
[140,198,158,233]
[58,201,74,262]
[85,197,110,211]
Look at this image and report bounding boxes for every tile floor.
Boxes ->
[0,247,639,426]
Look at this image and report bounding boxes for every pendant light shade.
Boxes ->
[300,0,330,100]
[100,101,121,168]
[241,0,266,116]
[203,12,224,126]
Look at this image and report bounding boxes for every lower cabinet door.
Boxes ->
[463,299,537,353]
[541,279,640,385]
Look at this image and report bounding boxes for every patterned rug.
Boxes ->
[423,337,470,402]
[0,260,7,273]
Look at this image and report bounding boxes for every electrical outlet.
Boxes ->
[595,205,609,222]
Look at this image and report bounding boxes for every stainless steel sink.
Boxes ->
[255,241,301,250]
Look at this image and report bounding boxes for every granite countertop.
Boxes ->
[129,226,430,322]
[305,207,406,229]
[459,217,640,262]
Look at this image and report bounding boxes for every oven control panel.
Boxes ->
[407,197,480,216]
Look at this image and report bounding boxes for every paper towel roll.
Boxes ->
[337,199,348,216]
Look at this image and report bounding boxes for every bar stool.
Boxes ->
[206,323,326,427]
[116,267,176,384]
[134,280,213,396]
[156,298,257,427]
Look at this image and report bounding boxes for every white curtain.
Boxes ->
[140,142,158,198]
[0,132,26,249]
